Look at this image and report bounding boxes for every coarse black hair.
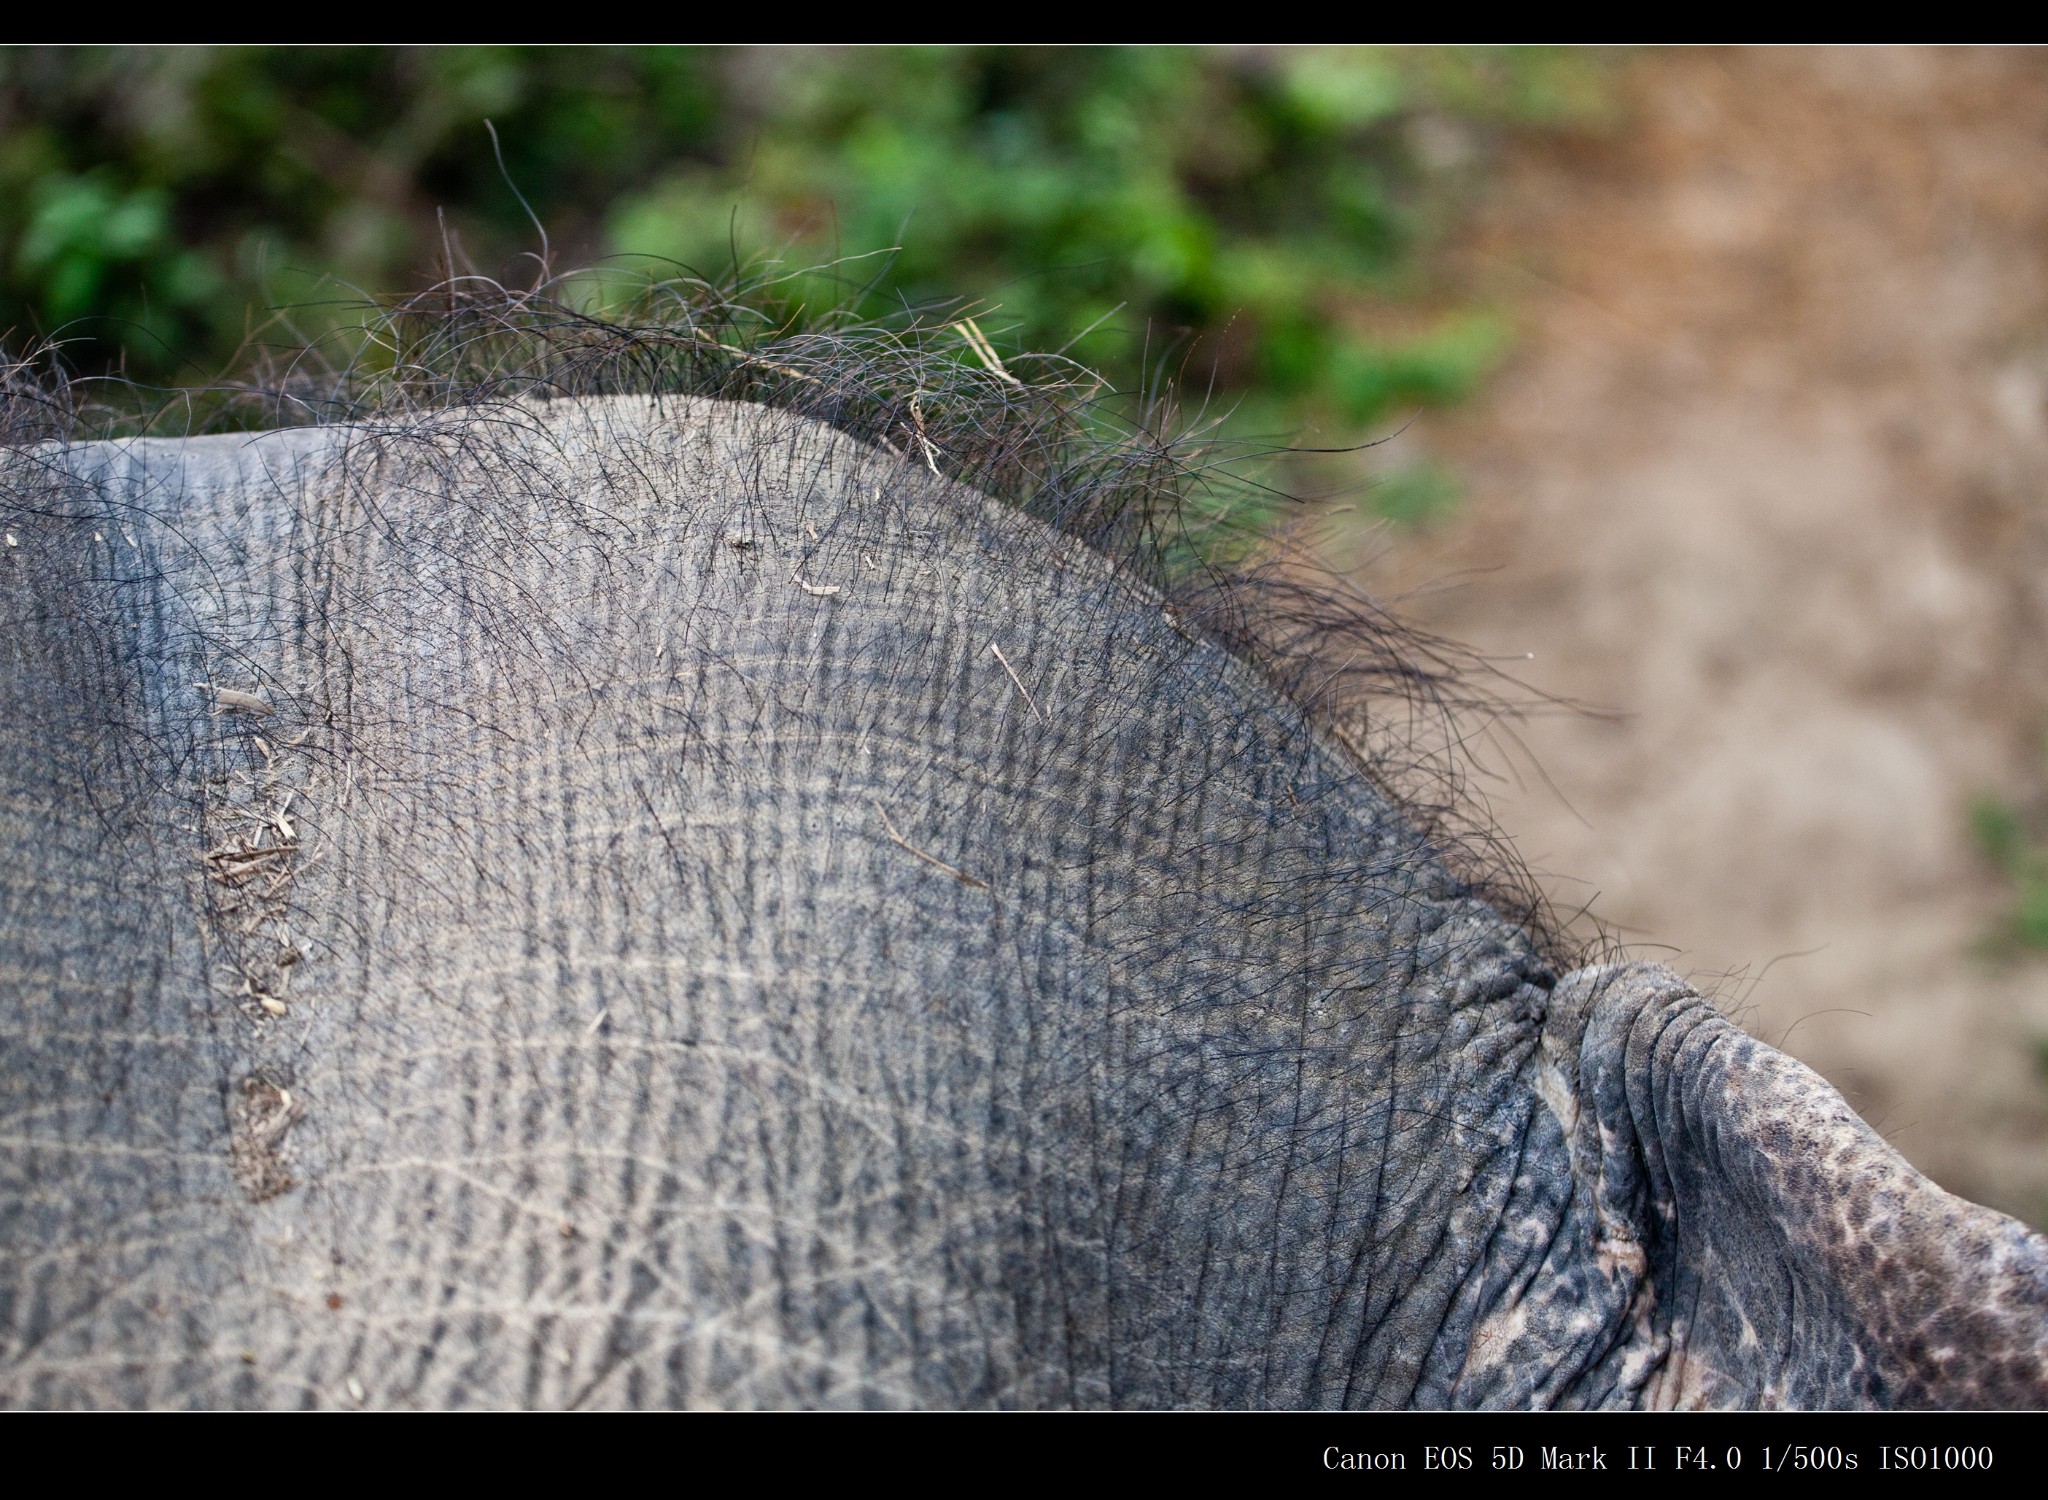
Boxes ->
[0,254,1590,967]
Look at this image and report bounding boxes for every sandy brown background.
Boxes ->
[1348,47,2048,1229]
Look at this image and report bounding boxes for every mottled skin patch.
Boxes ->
[1491,965,2048,1408]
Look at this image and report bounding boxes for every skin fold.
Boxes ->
[2,396,2043,1407]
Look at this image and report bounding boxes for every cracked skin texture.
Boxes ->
[1,397,2043,1407]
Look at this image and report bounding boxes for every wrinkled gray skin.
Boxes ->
[3,396,2046,1409]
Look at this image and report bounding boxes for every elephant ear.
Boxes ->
[1548,963,2048,1409]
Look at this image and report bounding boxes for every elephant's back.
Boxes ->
[0,397,1551,1407]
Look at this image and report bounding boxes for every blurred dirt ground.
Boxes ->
[1350,47,2048,1227]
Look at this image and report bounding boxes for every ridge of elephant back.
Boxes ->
[3,392,1568,1408]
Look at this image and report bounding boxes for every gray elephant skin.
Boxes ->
[3,389,2045,1410]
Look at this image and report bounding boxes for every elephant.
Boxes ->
[3,344,2046,1409]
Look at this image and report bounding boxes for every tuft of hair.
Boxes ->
[2,258,1586,965]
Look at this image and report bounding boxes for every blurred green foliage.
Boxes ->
[0,48,723,378]
[0,46,1612,514]
[1971,792,2048,951]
